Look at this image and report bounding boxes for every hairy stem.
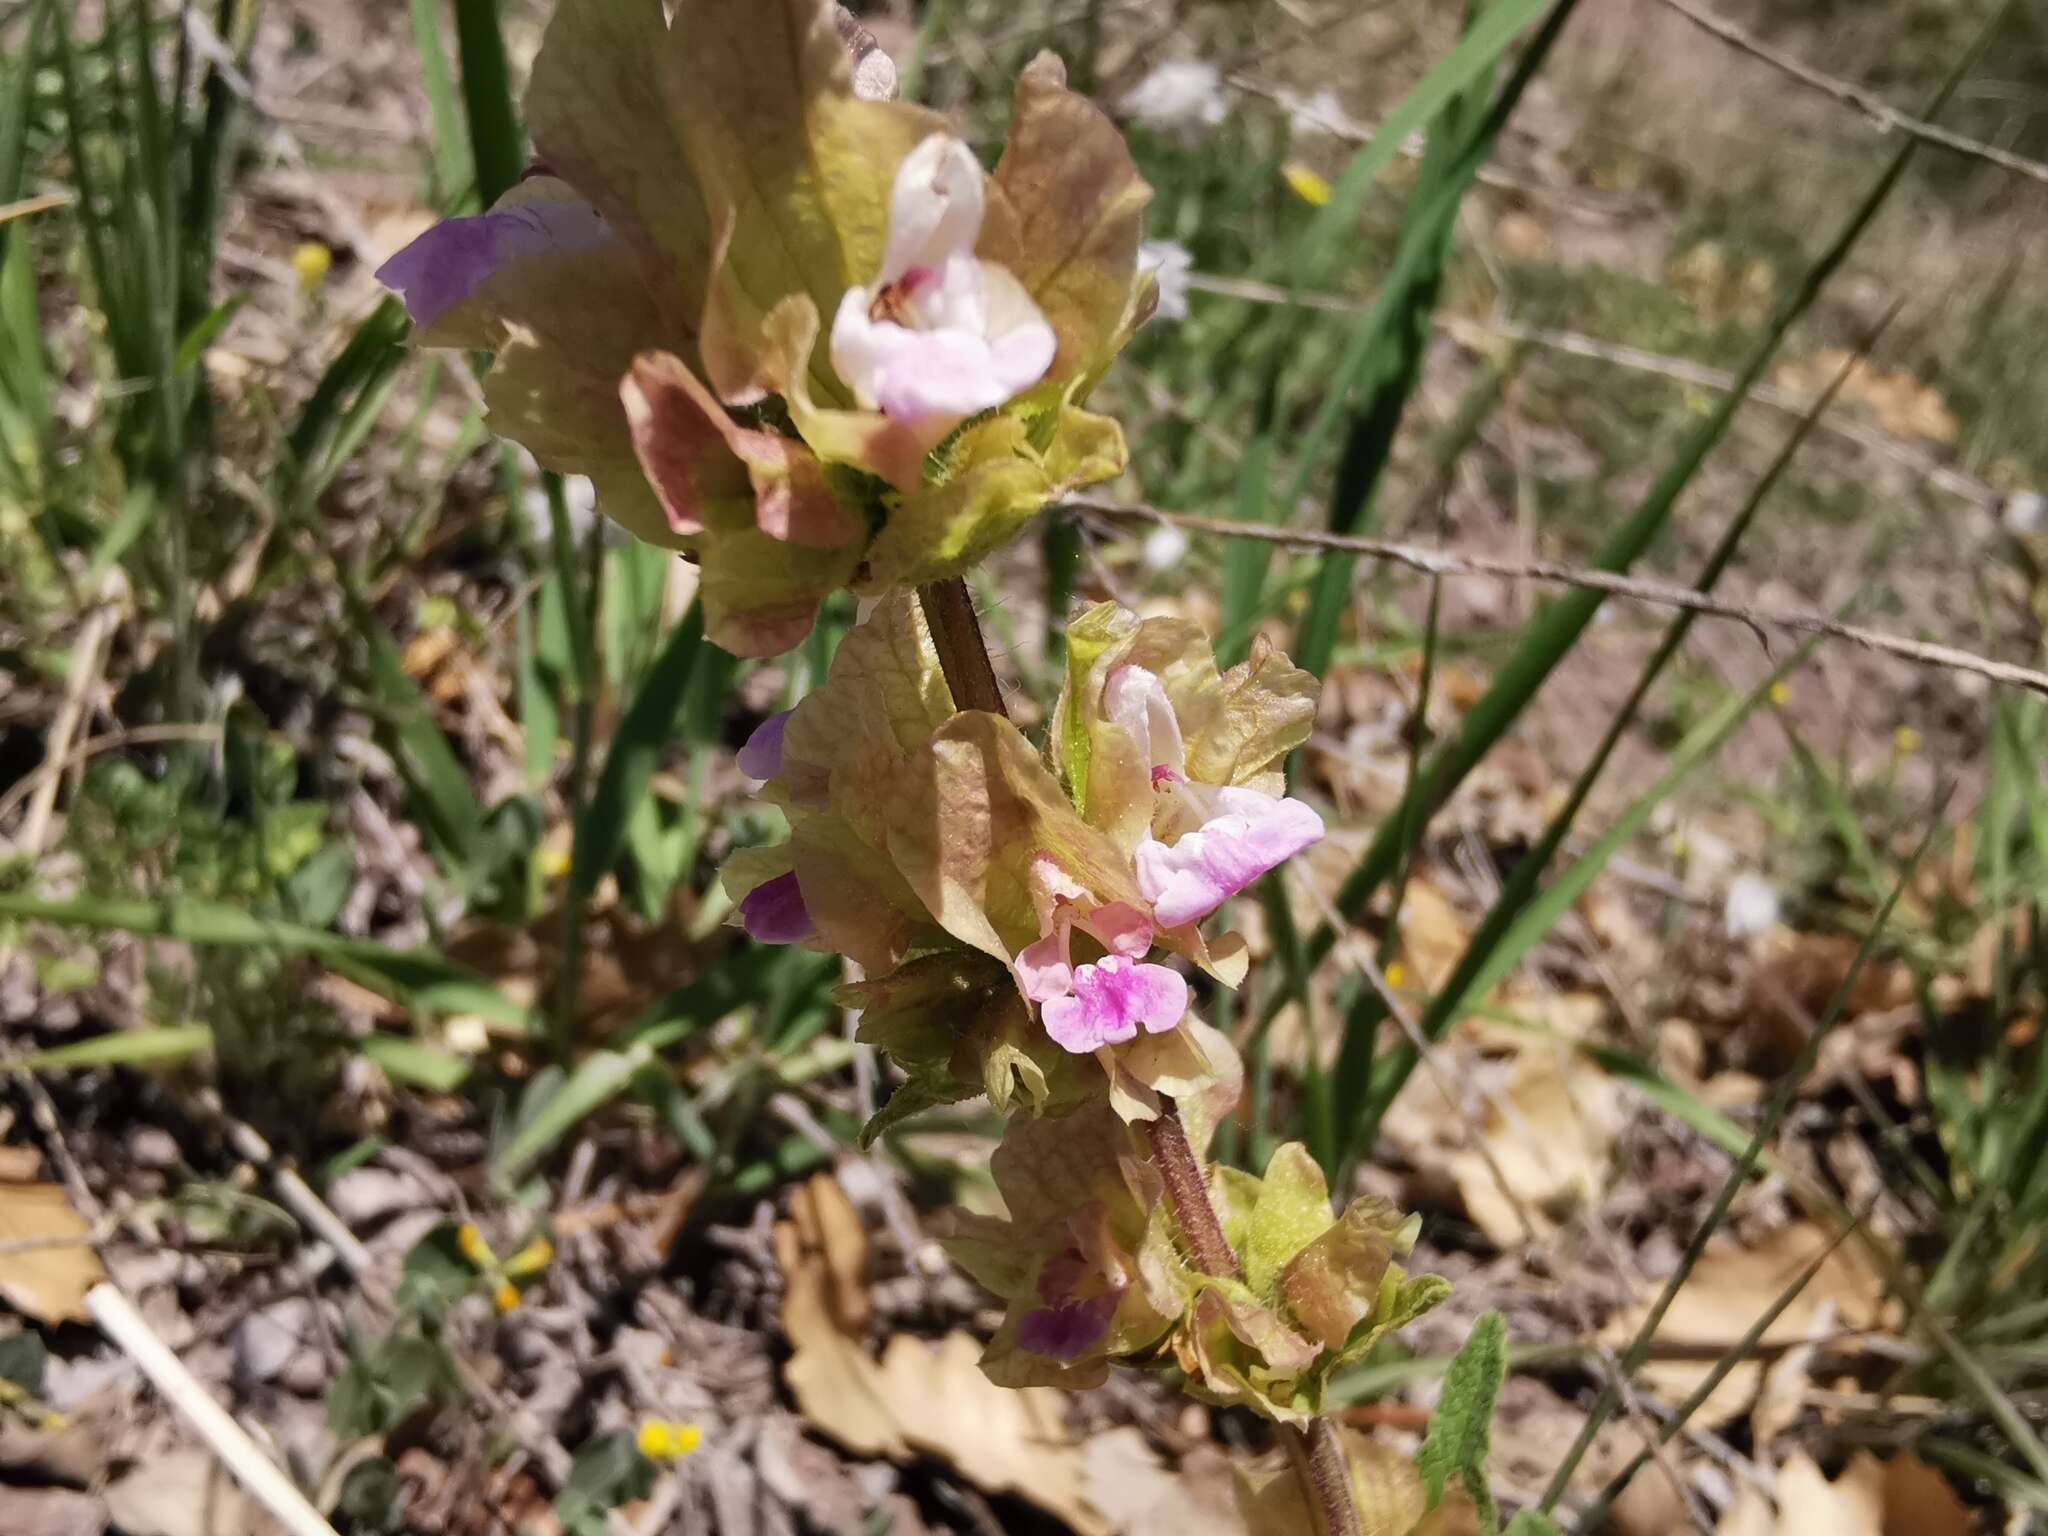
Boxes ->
[912,576,1353,1536]
[1144,1100,1241,1279]
[917,577,1006,716]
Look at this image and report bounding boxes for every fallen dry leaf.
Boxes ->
[1773,350,1958,444]
[776,1178,1104,1534]
[1603,1223,1886,1427]
[1082,1427,1249,1536]
[1447,1044,1627,1247]
[103,1448,280,1536]
[1749,1300,1836,1450]
[0,1182,105,1325]
[1716,1452,1971,1536]
[787,1170,871,1335]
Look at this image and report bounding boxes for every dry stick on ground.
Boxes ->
[1064,496,2048,699]
[88,1283,343,1536]
[912,576,1361,1536]
[1654,0,2048,190]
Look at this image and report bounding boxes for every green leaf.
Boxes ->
[10,1024,214,1074]
[396,1224,480,1318]
[1294,0,1557,287]
[1417,1312,1507,1529]
[556,1431,655,1536]
[357,1035,474,1094]
[1504,1515,1564,1536]
[408,0,474,207]
[493,1047,649,1180]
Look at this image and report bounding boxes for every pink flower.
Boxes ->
[738,710,791,781]
[377,197,608,331]
[1135,784,1325,929]
[1015,896,1188,1055]
[829,136,1057,428]
[739,871,815,944]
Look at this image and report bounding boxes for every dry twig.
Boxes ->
[1065,496,2048,699]
[1654,0,2048,190]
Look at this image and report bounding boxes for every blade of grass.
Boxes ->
[1535,801,1949,1513]
[11,1024,216,1073]
[1328,331,1882,1169]
[1292,9,1495,678]
[1284,85,1946,1061]
[450,0,522,207]
[408,0,474,206]
[0,891,532,1028]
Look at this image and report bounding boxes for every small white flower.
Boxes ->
[1142,522,1190,572]
[1138,240,1193,325]
[829,136,1057,429]
[1118,59,1226,131]
[1723,872,1780,940]
[2004,491,2046,536]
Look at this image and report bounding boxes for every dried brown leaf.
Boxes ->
[0,1182,104,1326]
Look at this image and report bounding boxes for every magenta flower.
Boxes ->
[829,136,1058,429]
[1015,897,1187,1054]
[376,197,608,332]
[738,710,792,781]
[739,871,815,944]
[1015,1210,1130,1359]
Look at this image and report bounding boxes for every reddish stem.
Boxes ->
[1144,1098,1241,1280]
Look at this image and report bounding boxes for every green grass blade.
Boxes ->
[1289,58,1957,1044]
[1292,23,1494,678]
[11,1024,216,1073]
[408,0,474,206]
[0,891,531,1028]
[451,0,522,207]
[1536,804,1949,1512]
[567,604,705,909]
[1293,0,1562,287]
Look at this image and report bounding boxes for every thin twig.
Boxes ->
[1179,274,1999,510]
[15,597,120,857]
[0,723,224,830]
[1065,497,2048,699]
[1653,0,2048,190]
[88,1283,342,1536]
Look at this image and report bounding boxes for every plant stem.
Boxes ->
[1144,1101,1241,1279]
[1280,1420,1362,1536]
[912,576,1353,1536]
[917,577,1006,716]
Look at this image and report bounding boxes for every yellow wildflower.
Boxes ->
[1383,960,1408,990]
[1768,680,1790,708]
[290,241,333,295]
[637,1420,703,1461]
[1894,725,1923,755]
[505,1236,556,1277]
[492,1280,522,1314]
[1282,163,1332,207]
[456,1222,496,1269]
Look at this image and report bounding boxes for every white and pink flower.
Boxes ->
[1104,664,1326,928]
[829,136,1058,429]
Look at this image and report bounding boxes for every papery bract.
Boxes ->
[378,0,1151,657]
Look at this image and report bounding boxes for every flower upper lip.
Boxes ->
[829,135,1058,428]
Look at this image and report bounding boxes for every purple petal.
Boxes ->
[1017,1297,1113,1359]
[738,710,792,781]
[375,199,608,331]
[739,871,815,945]
[1136,787,1325,929]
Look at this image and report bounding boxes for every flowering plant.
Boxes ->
[381,6,1483,1531]
[379,0,1151,657]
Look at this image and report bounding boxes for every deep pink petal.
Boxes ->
[376,199,607,331]
[738,710,792,781]
[739,871,815,945]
